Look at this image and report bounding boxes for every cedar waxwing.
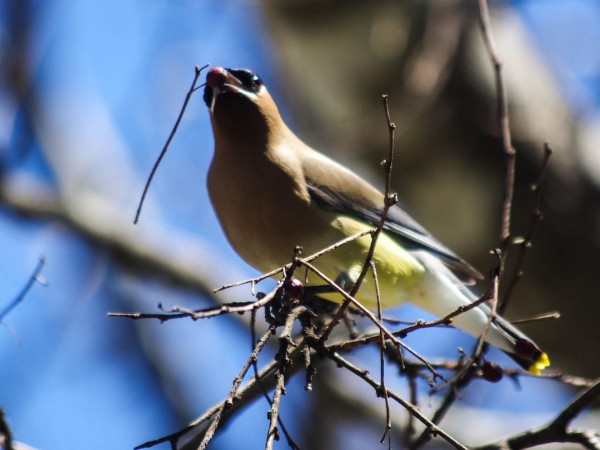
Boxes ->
[203,66,549,374]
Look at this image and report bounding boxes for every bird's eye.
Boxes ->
[251,74,263,87]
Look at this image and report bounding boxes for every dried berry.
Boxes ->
[481,361,503,383]
[284,276,304,299]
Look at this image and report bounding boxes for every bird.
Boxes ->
[203,66,549,375]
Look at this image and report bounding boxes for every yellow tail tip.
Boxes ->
[529,352,550,375]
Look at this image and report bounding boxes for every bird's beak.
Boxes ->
[204,67,253,113]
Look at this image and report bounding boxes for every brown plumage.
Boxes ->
[203,66,549,374]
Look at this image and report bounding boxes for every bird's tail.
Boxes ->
[413,251,550,374]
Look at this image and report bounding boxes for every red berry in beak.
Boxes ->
[206,67,228,88]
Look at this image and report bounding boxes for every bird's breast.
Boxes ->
[207,145,338,272]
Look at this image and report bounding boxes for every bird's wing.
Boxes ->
[301,150,483,284]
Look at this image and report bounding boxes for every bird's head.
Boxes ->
[204,67,283,145]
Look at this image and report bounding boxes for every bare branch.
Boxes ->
[510,310,560,325]
[323,350,468,450]
[265,306,313,450]
[134,64,208,224]
[108,281,283,322]
[213,230,371,294]
[500,143,553,311]
[328,285,494,353]
[319,95,398,341]
[371,262,392,445]
[0,256,46,321]
[477,0,515,248]
[136,327,279,450]
[475,378,600,450]
[299,258,443,380]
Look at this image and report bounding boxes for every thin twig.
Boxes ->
[478,0,515,250]
[135,326,277,449]
[108,281,282,322]
[500,143,553,312]
[265,306,312,450]
[328,284,494,353]
[412,252,501,448]
[249,312,302,450]
[319,94,398,341]
[464,250,502,376]
[410,1,534,446]
[299,258,443,380]
[213,230,371,294]
[134,64,208,224]
[323,350,468,450]
[475,378,600,450]
[371,262,392,446]
[510,310,560,325]
[198,326,276,450]
[405,366,419,447]
[213,268,284,294]
[0,256,46,321]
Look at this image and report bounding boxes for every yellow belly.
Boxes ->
[298,216,426,309]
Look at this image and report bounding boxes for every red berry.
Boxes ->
[206,67,228,88]
[284,277,304,299]
[481,361,503,383]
